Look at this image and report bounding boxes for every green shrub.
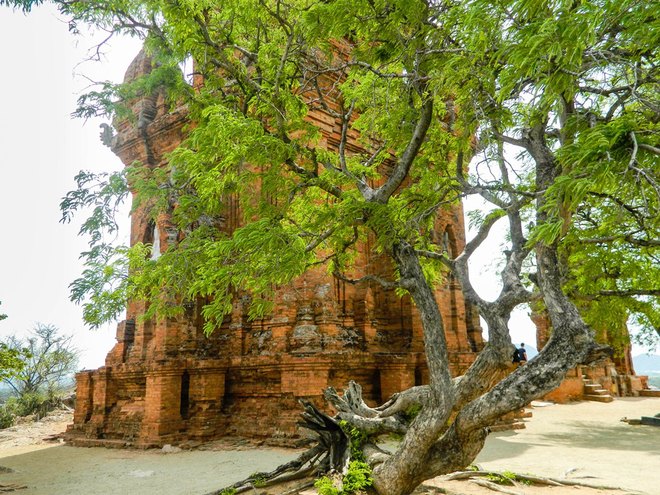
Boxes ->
[314,476,340,495]
[338,420,368,461]
[3,390,63,419]
[0,405,15,429]
[314,461,373,495]
[342,461,373,493]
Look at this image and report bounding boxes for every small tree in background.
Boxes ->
[1,324,78,422]
[0,301,29,404]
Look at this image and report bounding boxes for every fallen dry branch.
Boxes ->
[443,469,639,494]
[278,480,316,495]
[546,478,641,492]
[445,470,561,486]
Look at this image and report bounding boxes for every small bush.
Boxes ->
[314,461,373,495]
[338,420,368,461]
[14,392,46,417]
[3,390,64,420]
[315,476,340,495]
[342,461,373,493]
[0,405,15,429]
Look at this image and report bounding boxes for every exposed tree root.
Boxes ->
[469,478,523,495]
[411,486,457,495]
[207,400,350,495]
[278,479,316,495]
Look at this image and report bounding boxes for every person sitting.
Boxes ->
[512,343,528,366]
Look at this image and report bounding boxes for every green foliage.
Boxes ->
[248,473,267,488]
[485,472,512,485]
[2,324,78,397]
[0,0,42,12]
[0,325,76,424]
[6,391,50,418]
[486,470,531,486]
[402,403,422,423]
[51,0,658,353]
[0,343,28,383]
[458,0,660,345]
[60,170,129,246]
[60,170,131,328]
[0,389,68,428]
[314,475,341,495]
[342,461,373,493]
[314,461,373,495]
[0,405,14,429]
[339,420,368,461]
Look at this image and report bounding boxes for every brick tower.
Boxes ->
[67,49,484,447]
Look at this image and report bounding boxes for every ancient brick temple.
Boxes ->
[532,306,652,403]
[66,50,484,447]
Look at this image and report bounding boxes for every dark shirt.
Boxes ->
[512,347,527,363]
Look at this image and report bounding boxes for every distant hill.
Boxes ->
[633,353,660,374]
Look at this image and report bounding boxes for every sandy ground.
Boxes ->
[0,397,657,495]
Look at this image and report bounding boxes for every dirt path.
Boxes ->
[0,397,657,495]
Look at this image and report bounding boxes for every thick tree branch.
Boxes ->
[451,210,504,311]
[598,289,660,297]
[639,142,660,155]
[492,131,528,149]
[372,97,434,203]
[332,271,400,289]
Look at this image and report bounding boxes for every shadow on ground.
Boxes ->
[533,420,660,454]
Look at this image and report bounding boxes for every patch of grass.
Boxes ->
[249,473,267,487]
[485,470,531,486]
[486,472,515,485]
[314,461,373,495]
[315,475,340,495]
[342,460,373,493]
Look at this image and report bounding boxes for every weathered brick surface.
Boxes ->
[67,49,484,447]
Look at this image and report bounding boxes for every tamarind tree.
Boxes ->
[22,0,658,493]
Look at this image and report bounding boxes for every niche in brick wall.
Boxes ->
[180,371,190,419]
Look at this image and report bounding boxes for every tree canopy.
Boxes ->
[9,0,658,493]
[55,0,659,348]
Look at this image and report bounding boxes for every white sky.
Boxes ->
[0,4,655,371]
[0,4,139,369]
